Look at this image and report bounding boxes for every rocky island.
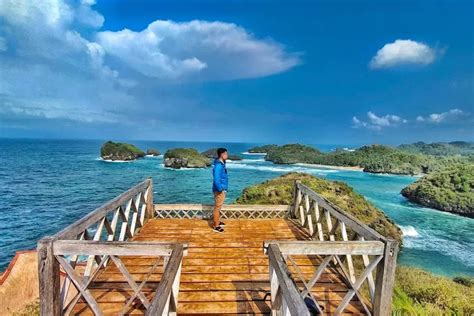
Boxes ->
[236,172,402,242]
[247,144,278,153]
[100,141,145,161]
[251,143,470,176]
[146,148,160,156]
[401,163,474,217]
[164,148,211,169]
[201,148,242,161]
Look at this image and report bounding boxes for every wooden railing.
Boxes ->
[265,181,399,316]
[155,203,290,219]
[37,178,187,315]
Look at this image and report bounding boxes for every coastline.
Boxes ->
[295,162,364,171]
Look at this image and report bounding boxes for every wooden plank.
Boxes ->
[52,240,183,256]
[373,239,399,315]
[37,237,61,316]
[267,244,310,316]
[264,240,385,256]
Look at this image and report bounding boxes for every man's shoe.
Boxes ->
[219,221,226,227]
[212,226,224,233]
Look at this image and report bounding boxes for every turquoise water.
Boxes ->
[0,139,472,277]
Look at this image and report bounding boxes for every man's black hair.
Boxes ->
[217,147,228,158]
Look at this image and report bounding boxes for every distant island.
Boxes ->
[164,148,211,169]
[398,141,474,156]
[146,148,160,156]
[401,163,474,217]
[100,141,145,161]
[201,148,242,161]
[248,142,472,175]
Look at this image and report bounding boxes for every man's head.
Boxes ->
[217,147,228,161]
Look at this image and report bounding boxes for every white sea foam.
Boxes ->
[227,161,339,174]
[145,154,163,158]
[96,157,133,163]
[399,225,419,237]
[241,152,267,155]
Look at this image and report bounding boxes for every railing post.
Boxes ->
[37,237,61,316]
[291,180,301,218]
[373,239,399,315]
[145,177,154,219]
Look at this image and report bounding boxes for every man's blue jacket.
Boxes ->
[212,158,228,192]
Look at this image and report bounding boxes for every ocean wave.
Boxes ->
[226,162,339,174]
[399,225,419,237]
[402,228,474,267]
[145,154,163,158]
[241,152,267,155]
[96,157,134,163]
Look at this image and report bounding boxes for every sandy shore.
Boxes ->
[296,163,364,171]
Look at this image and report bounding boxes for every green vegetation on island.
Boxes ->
[393,266,474,315]
[163,148,211,169]
[401,163,474,217]
[256,143,471,175]
[100,141,145,161]
[201,148,242,161]
[398,141,474,156]
[236,172,402,242]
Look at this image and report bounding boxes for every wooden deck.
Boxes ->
[72,218,366,315]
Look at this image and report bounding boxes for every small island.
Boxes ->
[164,148,211,169]
[236,172,402,242]
[201,148,242,161]
[100,141,145,161]
[247,144,278,153]
[401,163,474,217]
[146,148,160,156]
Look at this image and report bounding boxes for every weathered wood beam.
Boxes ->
[52,240,188,256]
[267,244,310,316]
[37,237,61,316]
[264,240,385,256]
[373,239,399,315]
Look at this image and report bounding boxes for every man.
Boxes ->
[212,147,228,233]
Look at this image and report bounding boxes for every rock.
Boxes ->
[146,148,160,156]
[163,148,211,169]
[201,148,242,161]
[100,141,145,161]
[247,144,278,153]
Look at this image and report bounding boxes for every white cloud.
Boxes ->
[417,108,468,123]
[0,0,299,129]
[370,39,437,69]
[96,20,300,81]
[352,111,407,130]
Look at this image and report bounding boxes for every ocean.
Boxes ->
[0,138,472,277]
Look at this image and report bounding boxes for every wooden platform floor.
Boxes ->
[73,218,366,315]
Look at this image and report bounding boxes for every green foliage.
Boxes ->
[258,143,472,175]
[13,299,39,316]
[453,276,474,287]
[399,141,474,156]
[265,143,321,164]
[248,144,278,153]
[235,172,402,242]
[164,148,211,167]
[401,163,474,216]
[394,266,474,315]
[100,141,145,160]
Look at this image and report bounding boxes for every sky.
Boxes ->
[0,0,473,145]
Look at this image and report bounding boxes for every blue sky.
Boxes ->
[0,0,473,145]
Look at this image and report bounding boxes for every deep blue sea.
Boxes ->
[0,139,472,277]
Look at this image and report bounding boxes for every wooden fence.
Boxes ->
[37,178,187,315]
[264,181,399,316]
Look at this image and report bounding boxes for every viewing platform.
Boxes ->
[38,178,398,315]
